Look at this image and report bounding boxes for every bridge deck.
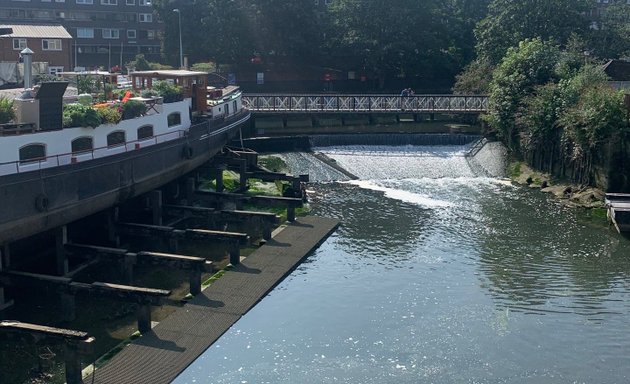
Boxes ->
[87,216,340,384]
[243,93,488,114]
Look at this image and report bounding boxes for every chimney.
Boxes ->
[21,47,34,89]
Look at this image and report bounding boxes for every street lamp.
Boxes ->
[173,9,183,69]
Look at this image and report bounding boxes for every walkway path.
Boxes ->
[87,216,340,384]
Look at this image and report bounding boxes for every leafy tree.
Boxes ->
[126,54,151,71]
[475,0,590,64]
[327,0,460,88]
[587,2,630,60]
[452,58,493,94]
[485,38,561,150]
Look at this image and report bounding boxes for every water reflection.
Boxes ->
[174,146,630,384]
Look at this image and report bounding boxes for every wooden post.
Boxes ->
[186,177,196,205]
[0,244,9,270]
[64,341,82,384]
[229,245,240,265]
[189,270,202,296]
[262,222,272,240]
[239,159,247,190]
[287,207,296,222]
[123,253,136,285]
[55,226,69,276]
[137,303,152,334]
[150,190,163,226]
[107,208,120,247]
[216,167,224,193]
[60,292,76,322]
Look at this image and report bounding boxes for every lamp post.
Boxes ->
[173,9,183,69]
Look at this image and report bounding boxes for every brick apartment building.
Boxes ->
[0,0,163,71]
[0,24,72,74]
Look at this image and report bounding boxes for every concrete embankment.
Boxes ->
[87,216,339,384]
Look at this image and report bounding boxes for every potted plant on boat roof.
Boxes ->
[121,99,147,120]
[153,81,184,103]
[0,96,15,124]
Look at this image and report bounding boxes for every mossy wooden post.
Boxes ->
[150,190,163,226]
[137,303,152,334]
[215,166,225,193]
[239,158,248,191]
[55,226,69,276]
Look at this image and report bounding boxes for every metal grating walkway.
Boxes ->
[87,216,340,384]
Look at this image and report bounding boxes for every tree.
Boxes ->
[327,0,461,89]
[587,2,630,60]
[484,38,561,150]
[475,0,590,64]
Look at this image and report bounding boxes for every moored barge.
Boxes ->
[0,69,250,244]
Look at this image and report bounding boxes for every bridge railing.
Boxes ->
[242,94,488,114]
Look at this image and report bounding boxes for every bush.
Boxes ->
[121,100,147,120]
[141,89,159,98]
[97,105,122,125]
[0,96,15,124]
[152,81,183,103]
[63,104,101,128]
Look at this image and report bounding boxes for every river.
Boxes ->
[173,145,630,384]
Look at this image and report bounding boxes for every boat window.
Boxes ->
[107,131,126,147]
[167,112,181,127]
[19,144,46,163]
[137,125,154,140]
[71,137,94,153]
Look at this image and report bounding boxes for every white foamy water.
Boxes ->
[345,180,453,208]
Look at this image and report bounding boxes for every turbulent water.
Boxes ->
[173,145,630,384]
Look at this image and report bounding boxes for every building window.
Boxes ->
[137,125,154,140]
[42,39,62,51]
[147,30,155,39]
[19,144,46,163]
[101,0,117,4]
[167,112,181,127]
[126,0,135,4]
[139,0,151,5]
[77,27,94,38]
[76,0,93,4]
[13,38,27,50]
[102,29,120,39]
[139,13,153,22]
[71,137,93,153]
[48,66,64,75]
[107,131,126,147]
[127,29,136,39]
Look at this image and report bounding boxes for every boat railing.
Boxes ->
[0,129,187,176]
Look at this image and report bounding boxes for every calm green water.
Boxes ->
[174,146,630,384]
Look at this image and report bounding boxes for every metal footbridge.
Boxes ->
[243,94,488,114]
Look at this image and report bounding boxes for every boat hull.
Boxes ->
[0,112,250,244]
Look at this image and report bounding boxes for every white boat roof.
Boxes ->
[130,70,209,77]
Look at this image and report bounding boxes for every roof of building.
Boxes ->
[602,59,630,81]
[0,24,72,39]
